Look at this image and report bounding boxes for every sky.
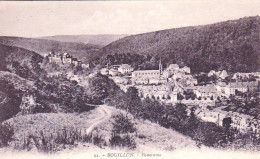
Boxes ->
[0,0,259,37]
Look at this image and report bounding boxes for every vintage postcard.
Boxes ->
[0,0,259,159]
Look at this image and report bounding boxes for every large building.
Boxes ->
[216,81,259,97]
[131,58,168,85]
[131,59,191,85]
[232,72,260,80]
[118,64,134,75]
[225,81,258,96]
[193,85,217,99]
[136,84,177,101]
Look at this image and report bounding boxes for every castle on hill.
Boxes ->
[45,52,89,69]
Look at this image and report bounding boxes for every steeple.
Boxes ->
[159,56,163,75]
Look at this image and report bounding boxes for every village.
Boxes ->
[45,52,260,136]
[99,59,260,136]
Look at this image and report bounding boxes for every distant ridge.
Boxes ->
[37,34,128,46]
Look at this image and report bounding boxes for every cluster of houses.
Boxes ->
[99,60,260,134]
[232,72,260,80]
[45,52,89,69]
[196,107,260,135]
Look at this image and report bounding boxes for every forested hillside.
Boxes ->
[101,16,260,73]
[0,44,94,122]
[0,44,44,79]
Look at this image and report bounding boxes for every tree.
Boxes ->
[174,103,188,121]
[88,73,119,104]
[126,87,139,100]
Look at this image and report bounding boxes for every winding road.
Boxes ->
[85,105,114,135]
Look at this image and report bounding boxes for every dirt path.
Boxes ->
[85,105,113,135]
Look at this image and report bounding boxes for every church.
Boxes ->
[131,59,169,85]
[131,59,191,85]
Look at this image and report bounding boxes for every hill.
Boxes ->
[0,44,44,79]
[0,44,43,121]
[101,16,260,73]
[0,36,101,63]
[37,34,128,46]
[0,44,94,121]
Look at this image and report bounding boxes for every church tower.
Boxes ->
[159,56,163,75]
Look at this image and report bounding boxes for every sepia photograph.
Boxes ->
[0,0,259,159]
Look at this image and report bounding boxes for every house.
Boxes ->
[208,70,228,79]
[165,64,191,75]
[224,81,258,96]
[118,64,134,75]
[216,82,228,96]
[167,64,179,71]
[219,70,228,79]
[193,85,217,99]
[180,66,191,74]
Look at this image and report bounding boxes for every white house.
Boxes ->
[193,85,217,99]
[118,64,134,75]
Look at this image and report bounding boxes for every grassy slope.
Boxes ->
[95,107,196,151]
[101,16,260,73]
[4,106,196,152]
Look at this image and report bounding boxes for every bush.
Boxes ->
[93,135,106,148]
[0,123,14,147]
[112,113,136,134]
[109,134,136,150]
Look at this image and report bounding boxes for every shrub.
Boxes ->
[93,135,106,148]
[0,123,14,147]
[109,134,136,150]
[112,113,136,134]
